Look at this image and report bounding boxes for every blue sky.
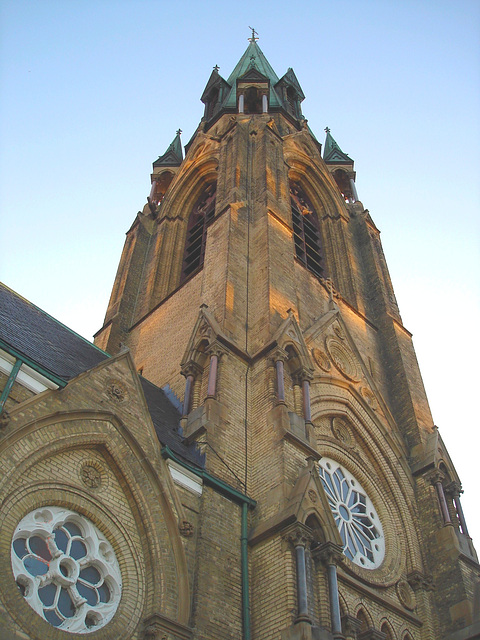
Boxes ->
[1,1,479,545]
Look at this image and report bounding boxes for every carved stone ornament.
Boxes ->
[80,462,103,489]
[106,379,128,403]
[308,489,317,503]
[360,387,378,410]
[0,409,10,429]
[199,320,212,339]
[331,417,354,447]
[179,520,194,537]
[396,579,416,610]
[326,337,360,382]
[312,348,331,372]
[283,524,314,549]
[144,622,171,640]
[333,324,345,340]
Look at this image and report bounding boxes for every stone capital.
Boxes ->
[206,340,228,359]
[425,469,445,486]
[445,480,462,497]
[272,346,288,363]
[313,541,344,566]
[282,522,314,549]
[293,366,314,385]
[181,361,203,378]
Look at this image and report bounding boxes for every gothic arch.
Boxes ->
[310,388,424,585]
[380,619,397,640]
[0,411,191,634]
[355,605,372,631]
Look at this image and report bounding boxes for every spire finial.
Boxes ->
[325,126,330,133]
[248,26,259,43]
[213,64,220,72]
[176,129,182,136]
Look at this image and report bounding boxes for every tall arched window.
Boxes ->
[290,184,324,278]
[181,183,216,283]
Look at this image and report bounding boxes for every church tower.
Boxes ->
[92,35,480,639]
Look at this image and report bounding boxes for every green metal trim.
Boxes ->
[0,358,22,413]
[161,444,255,640]
[0,338,67,388]
[161,445,256,508]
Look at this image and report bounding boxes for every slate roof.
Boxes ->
[0,283,109,380]
[0,282,202,467]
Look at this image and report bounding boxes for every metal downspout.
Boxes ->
[0,358,22,414]
[161,446,255,639]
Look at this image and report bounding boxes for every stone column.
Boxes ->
[447,482,469,536]
[181,363,201,416]
[296,367,313,424]
[206,343,227,399]
[273,348,288,404]
[284,524,314,624]
[349,178,358,203]
[431,471,451,525]
[316,542,344,638]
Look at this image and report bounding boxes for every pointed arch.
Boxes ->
[380,619,396,640]
[290,182,324,278]
[355,606,371,632]
[180,182,217,283]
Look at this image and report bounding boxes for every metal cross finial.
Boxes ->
[176,129,182,136]
[248,26,259,42]
[213,65,220,72]
[325,126,330,133]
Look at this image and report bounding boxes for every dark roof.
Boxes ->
[140,377,204,467]
[0,282,203,467]
[0,283,108,381]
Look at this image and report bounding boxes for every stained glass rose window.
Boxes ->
[11,507,122,634]
[319,457,385,569]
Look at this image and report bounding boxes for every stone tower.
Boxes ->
[2,36,478,640]
[92,37,479,639]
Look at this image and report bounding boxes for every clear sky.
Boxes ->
[1,1,479,547]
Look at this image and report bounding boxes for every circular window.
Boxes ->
[319,457,385,569]
[11,507,122,634]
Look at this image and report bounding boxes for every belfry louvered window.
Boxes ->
[181,183,217,282]
[290,184,324,277]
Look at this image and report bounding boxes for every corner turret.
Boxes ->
[323,127,358,202]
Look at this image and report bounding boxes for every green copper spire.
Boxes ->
[223,39,282,109]
[323,128,354,164]
[200,33,306,126]
[153,129,183,168]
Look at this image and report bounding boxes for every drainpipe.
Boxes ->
[0,358,22,414]
[161,445,256,639]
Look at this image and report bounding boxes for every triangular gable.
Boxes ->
[305,308,396,429]
[200,70,231,103]
[153,132,183,168]
[270,310,314,375]
[286,458,343,545]
[180,305,227,371]
[238,66,269,83]
[323,130,354,165]
[276,67,305,100]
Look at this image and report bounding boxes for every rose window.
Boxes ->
[11,507,122,634]
[319,457,385,569]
